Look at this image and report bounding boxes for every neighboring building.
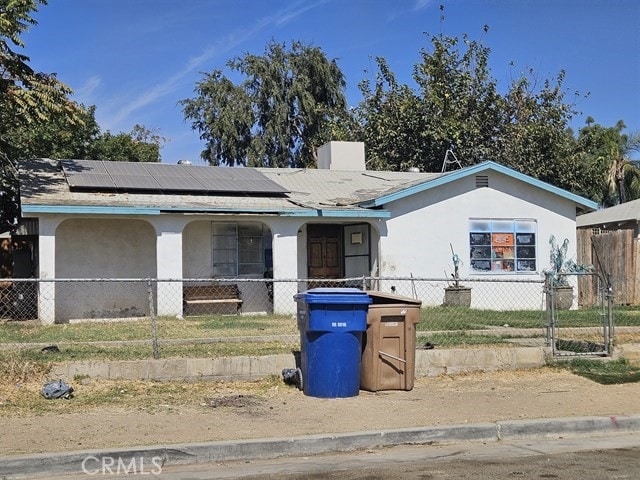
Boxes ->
[18,142,597,323]
[576,198,640,234]
[576,199,640,305]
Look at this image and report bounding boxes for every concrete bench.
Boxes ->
[183,284,242,316]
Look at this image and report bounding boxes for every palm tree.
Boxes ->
[577,120,640,206]
[607,125,640,205]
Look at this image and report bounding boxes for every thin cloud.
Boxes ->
[413,0,433,11]
[276,0,329,26]
[105,2,325,130]
[73,75,101,104]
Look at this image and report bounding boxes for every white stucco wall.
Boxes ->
[378,171,579,309]
[55,218,156,321]
[183,221,213,278]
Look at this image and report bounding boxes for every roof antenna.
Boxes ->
[441,146,462,173]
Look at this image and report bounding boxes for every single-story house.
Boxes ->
[18,141,597,323]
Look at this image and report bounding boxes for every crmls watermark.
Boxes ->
[81,455,164,475]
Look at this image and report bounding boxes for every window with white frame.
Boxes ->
[212,222,271,277]
[469,219,537,273]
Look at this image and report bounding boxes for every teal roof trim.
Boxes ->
[172,207,389,218]
[22,205,161,215]
[22,204,390,219]
[358,161,599,210]
[280,209,390,218]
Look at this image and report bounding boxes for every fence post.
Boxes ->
[606,273,615,354]
[544,272,554,349]
[148,278,159,360]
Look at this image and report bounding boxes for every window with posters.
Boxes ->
[469,219,537,273]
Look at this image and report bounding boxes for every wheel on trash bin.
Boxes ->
[282,367,303,391]
[295,367,303,391]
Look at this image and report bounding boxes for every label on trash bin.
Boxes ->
[384,322,399,326]
[331,321,347,328]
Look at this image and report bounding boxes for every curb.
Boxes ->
[1,414,639,478]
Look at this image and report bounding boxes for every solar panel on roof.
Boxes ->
[144,163,207,191]
[60,159,289,195]
[60,159,116,189]
[104,162,162,190]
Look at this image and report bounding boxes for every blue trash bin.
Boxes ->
[294,288,371,398]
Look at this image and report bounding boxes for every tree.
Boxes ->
[492,70,581,190]
[352,25,502,172]
[7,102,165,162]
[87,124,165,163]
[181,40,348,168]
[350,26,588,196]
[5,104,100,160]
[411,29,502,171]
[352,57,426,171]
[575,120,640,206]
[1,0,84,233]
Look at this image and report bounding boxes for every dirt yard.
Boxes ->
[1,368,639,456]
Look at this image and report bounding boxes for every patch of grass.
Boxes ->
[0,349,51,384]
[555,358,640,384]
[418,331,509,348]
[0,315,297,344]
[0,377,286,415]
[418,307,545,331]
[0,341,294,364]
[197,315,293,333]
[417,305,640,331]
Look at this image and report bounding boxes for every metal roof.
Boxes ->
[576,198,640,228]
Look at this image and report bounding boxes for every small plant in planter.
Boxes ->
[546,235,592,310]
[443,244,471,307]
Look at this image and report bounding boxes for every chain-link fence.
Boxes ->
[1,276,639,361]
[545,272,616,357]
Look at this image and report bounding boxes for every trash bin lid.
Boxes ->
[366,291,422,306]
[295,288,372,304]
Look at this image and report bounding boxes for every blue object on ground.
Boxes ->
[294,288,371,398]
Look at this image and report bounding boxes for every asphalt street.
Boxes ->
[43,433,640,480]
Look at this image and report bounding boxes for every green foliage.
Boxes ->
[555,358,640,384]
[493,70,581,191]
[351,27,582,186]
[348,17,637,205]
[0,0,84,232]
[181,40,348,167]
[574,120,640,206]
[87,124,165,163]
[0,2,164,233]
[353,57,427,171]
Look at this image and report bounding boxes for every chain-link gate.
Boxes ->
[545,272,614,357]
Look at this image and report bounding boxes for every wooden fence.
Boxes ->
[577,228,639,306]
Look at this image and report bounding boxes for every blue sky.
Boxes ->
[24,0,640,164]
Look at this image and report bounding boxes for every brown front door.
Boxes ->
[307,224,343,279]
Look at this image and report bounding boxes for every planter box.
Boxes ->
[555,286,574,310]
[443,287,472,307]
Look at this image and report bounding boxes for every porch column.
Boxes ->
[154,219,187,317]
[37,216,62,324]
[269,220,302,315]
